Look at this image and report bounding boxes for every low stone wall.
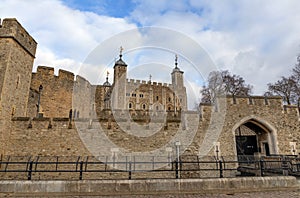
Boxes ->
[0,176,297,196]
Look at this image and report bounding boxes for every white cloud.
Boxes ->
[129,0,300,95]
[2,0,300,108]
[0,0,137,75]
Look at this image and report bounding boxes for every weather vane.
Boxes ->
[149,74,152,82]
[175,54,178,68]
[120,46,124,56]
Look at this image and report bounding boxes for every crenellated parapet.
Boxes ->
[0,18,37,57]
[199,95,300,121]
[126,79,172,87]
[33,66,75,81]
[225,95,283,106]
[28,66,76,118]
[283,105,300,116]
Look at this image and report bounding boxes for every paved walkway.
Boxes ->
[2,190,299,197]
[86,190,298,198]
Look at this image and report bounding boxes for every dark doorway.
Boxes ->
[236,135,258,156]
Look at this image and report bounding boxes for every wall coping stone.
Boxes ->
[0,176,297,196]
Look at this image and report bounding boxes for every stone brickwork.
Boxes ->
[0,18,37,156]
[4,96,300,158]
[27,66,74,118]
[0,176,297,196]
[0,18,300,179]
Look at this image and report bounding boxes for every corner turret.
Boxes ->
[171,55,187,111]
[171,54,184,87]
[112,47,127,109]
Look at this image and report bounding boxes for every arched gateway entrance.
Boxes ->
[233,116,279,160]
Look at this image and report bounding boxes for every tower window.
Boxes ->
[126,93,130,97]
[140,94,144,98]
[16,75,20,89]
[156,96,159,101]
[142,104,146,109]
[168,97,171,102]
[129,103,132,109]
[11,107,16,116]
[132,93,136,97]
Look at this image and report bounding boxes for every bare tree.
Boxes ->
[266,55,300,106]
[200,85,212,103]
[200,70,252,103]
[267,76,295,105]
[222,72,252,96]
[291,55,300,106]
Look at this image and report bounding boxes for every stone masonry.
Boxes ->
[0,19,299,179]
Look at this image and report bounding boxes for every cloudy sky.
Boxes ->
[1,0,300,109]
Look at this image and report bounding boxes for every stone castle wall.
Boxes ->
[28,66,74,118]
[196,96,300,157]
[6,96,300,159]
[0,18,300,170]
[27,66,100,119]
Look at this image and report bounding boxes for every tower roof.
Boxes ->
[103,80,111,86]
[103,71,111,86]
[172,54,183,74]
[114,46,127,67]
[115,57,127,66]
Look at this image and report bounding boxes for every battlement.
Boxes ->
[34,66,75,81]
[199,95,283,108]
[127,78,172,87]
[199,95,299,117]
[0,18,37,57]
[75,75,91,87]
[36,66,55,75]
[283,105,300,115]
[226,95,283,106]
[59,69,74,81]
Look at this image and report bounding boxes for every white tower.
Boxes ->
[171,55,187,111]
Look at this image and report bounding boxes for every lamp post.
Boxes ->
[37,84,43,118]
[175,141,181,178]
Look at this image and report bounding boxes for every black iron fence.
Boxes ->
[0,155,299,180]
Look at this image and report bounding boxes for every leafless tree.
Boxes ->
[267,76,295,105]
[291,55,300,106]
[200,70,252,103]
[266,55,300,106]
[200,85,212,103]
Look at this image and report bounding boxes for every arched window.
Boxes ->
[142,104,146,110]
[168,107,171,111]
[156,96,159,101]
[156,106,159,110]
[168,97,171,102]
[129,103,132,109]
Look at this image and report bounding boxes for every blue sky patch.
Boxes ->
[62,0,137,18]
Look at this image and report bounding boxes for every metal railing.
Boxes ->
[0,155,299,180]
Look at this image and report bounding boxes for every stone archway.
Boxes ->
[232,116,279,159]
